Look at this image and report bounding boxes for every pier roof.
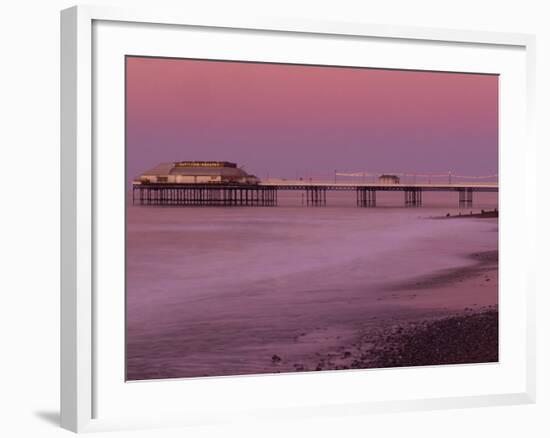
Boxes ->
[169,166,249,177]
[140,162,250,178]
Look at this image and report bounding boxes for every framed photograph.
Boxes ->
[61,5,536,433]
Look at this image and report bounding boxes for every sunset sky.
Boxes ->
[126,56,498,185]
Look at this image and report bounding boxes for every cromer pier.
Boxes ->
[132,161,497,208]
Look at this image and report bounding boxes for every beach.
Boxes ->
[126,191,498,380]
[287,251,498,372]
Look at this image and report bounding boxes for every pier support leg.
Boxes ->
[459,189,473,207]
[356,188,376,207]
[405,189,422,207]
[305,187,326,206]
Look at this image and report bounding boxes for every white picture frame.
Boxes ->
[60,4,536,433]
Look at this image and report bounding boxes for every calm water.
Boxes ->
[126,191,498,379]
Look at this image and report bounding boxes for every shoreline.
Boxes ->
[384,250,498,292]
[278,250,498,373]
[281,307,498,373]
[127,247,499,378]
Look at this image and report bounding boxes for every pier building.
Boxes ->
[379,174,400,184]
[135,161,259,185]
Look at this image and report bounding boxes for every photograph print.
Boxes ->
[126,56,498,381]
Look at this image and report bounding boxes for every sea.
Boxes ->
[126,190,498,380]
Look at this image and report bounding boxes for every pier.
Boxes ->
[132,180,497,208]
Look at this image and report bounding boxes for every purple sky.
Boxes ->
[126,57,498,185]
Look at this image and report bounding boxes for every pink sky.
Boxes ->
[126,56,498,184]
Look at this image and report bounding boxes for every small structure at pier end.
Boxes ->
[135,161,259,185]
[378,174,400,185]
